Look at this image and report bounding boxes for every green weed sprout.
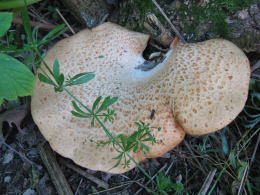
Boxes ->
[155,172,184,195]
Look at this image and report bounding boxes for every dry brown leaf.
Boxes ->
[0,104,28,138]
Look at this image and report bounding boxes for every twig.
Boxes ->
[0,136,40,169]
[198,168,217,195]
[237,163,249,195]
[183,140,206,175]
[99,13,109,25]
[251,73,260,79]
[251,59,260,73]
[56,8,76,35]
[38,142,73,195]
[59,158,109,189]
[89,178,144,195]
[144,13,174,47]
[165,160,174,175]
[12,17,57,30]
[74,178,83,195]
[250,132,260,166]
[151,0,186,43]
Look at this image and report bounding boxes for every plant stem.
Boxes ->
[64,88,154,183]
[35,49,54,77]
[0,0,41,10]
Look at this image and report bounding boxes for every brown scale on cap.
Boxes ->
[31,22,250,173]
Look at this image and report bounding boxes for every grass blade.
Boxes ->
[22,4,33,44]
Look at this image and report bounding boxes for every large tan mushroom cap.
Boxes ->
[31,23,185,174]
[168,39,250,135]
[31,22,250,173]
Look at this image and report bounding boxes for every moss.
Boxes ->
[177,0,253,39]
[118,0,167,32]
[134,0,167,31]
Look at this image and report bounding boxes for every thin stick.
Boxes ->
[99,13,109,25]
[0,136,40,168]
[12,17,57,30]
[237,163,249,195]
[74,178,83,195]
[251,59,260,73]
[250,132,260,166]
[183,140,206,175]
[198,168,217,195]
[38,143,73,195]
[56,8,76,34]
[165,160,174,175]
[151,0,186,43]
[59,158,109,189]
[144,13,173,47]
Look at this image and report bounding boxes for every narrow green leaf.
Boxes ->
[22,5,33,44]
[38,73,54,86]
[32,24,40,43]
[0,12,13,38]
[110,154,122,170]
[41,24,65,43]
[69,72,91,81]
[96,96,118,113]
[57,74,64,86]
[92,96,102,112]
[71,111,90,118]
[53,59,60,79]
[141,144,149,152]
[66,73,95,86]
[71,101,88,114]
[0,54,35,101]
[229,150,236,169]
[133,144,139,153]
[91,118,95,127]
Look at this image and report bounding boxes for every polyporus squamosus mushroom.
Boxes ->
[31,22,250,174]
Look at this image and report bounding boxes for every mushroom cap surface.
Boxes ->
[31,23,185,173]
[31,22,250,173]
[169,39,250,135]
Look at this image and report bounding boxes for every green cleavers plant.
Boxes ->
[14,1,161,184]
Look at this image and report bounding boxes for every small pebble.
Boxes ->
[2,151,14,164]
[23,189,36,195]
[4,176,11,183]
[254,13,260,25]
[236,9,250,20]
[249,4,260,16]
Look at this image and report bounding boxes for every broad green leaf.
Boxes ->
[96,96,118,113]
[0,54,35,103]
[38,73,54,85]
[0,0,41,10]
[92,96,102,112]
[0,12,13,38]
